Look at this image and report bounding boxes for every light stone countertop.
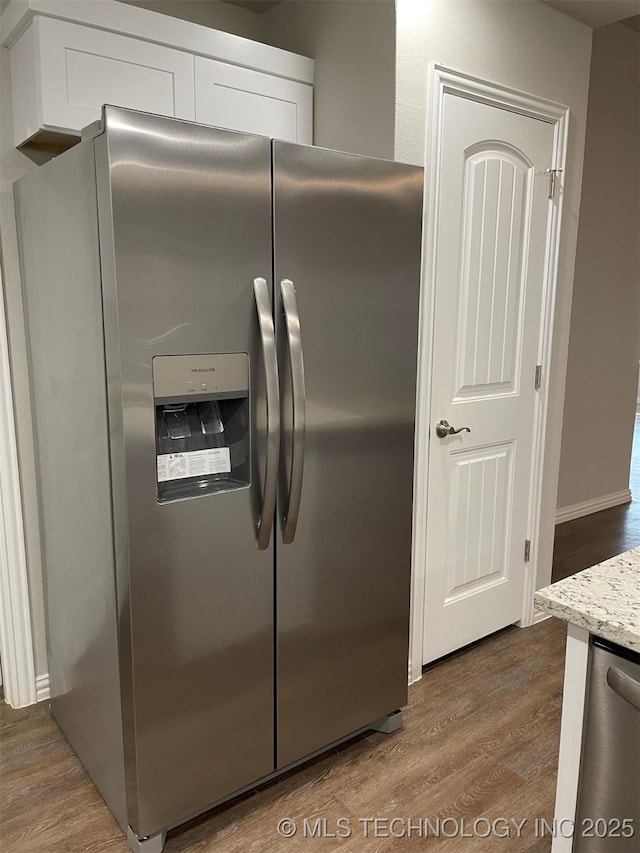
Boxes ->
[534,547,640,653]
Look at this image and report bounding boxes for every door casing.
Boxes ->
[410,66,569,682]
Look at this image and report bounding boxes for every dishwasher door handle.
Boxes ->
[607,666,640,711]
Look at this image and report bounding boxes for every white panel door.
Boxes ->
[195,56,312,143]
[422,94,555,663]
[38,17,195,134]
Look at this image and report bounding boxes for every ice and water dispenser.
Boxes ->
[153,354,249,502]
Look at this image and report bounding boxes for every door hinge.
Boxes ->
[524,540,531,562]
[546,168,562,200]
[535,364,542,390]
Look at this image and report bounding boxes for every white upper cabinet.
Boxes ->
[1,0,314,152]
[22,16,196,143]
[195,57,312,143]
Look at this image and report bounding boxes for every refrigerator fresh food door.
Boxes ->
[96,108,275,837]
[272,141,423,767]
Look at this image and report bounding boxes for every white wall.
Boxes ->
[395,0,593,590]
[557,22,640,511]
[262,0,396,159]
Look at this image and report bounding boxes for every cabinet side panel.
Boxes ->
[10,20,41,146]
[14,139,127,829]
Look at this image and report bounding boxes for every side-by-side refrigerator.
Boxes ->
[14,106,423,851]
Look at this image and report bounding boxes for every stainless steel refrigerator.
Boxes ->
[14,106,422,852]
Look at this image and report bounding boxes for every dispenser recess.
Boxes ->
[153,354,250,502]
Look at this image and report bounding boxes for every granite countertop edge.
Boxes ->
[534,548,640,654]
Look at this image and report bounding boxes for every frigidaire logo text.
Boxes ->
[191,368,216,373]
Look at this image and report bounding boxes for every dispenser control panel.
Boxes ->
[153,353,249,403]
[153,354,250,503]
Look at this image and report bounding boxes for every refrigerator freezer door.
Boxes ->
[96,108,275,837]
[273,142,423,767]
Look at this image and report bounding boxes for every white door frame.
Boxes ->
[0,263,37,708]
[409,66,569,683]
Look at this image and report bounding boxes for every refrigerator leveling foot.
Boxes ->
[127,826,166,853]
[369,709,403,734]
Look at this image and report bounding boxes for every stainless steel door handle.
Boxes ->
[254,277,280,550]
[607,666,640,711]
[280,279,306,544]
[435,419,471,438]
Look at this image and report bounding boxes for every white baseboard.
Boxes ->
[517,609,552,628]
[35,673,50,703]
[532,610,552,624]
[555,489,632,525]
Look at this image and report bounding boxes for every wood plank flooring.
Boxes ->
[552,415,640,582]
[0,618,566,852]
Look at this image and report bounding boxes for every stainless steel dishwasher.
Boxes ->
[574,636,640,852]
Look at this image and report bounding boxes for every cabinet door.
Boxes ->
[38,17,195,135]
[195,56,312,144]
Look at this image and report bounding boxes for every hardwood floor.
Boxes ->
[552,415,640,582]
[0,618,566,852]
